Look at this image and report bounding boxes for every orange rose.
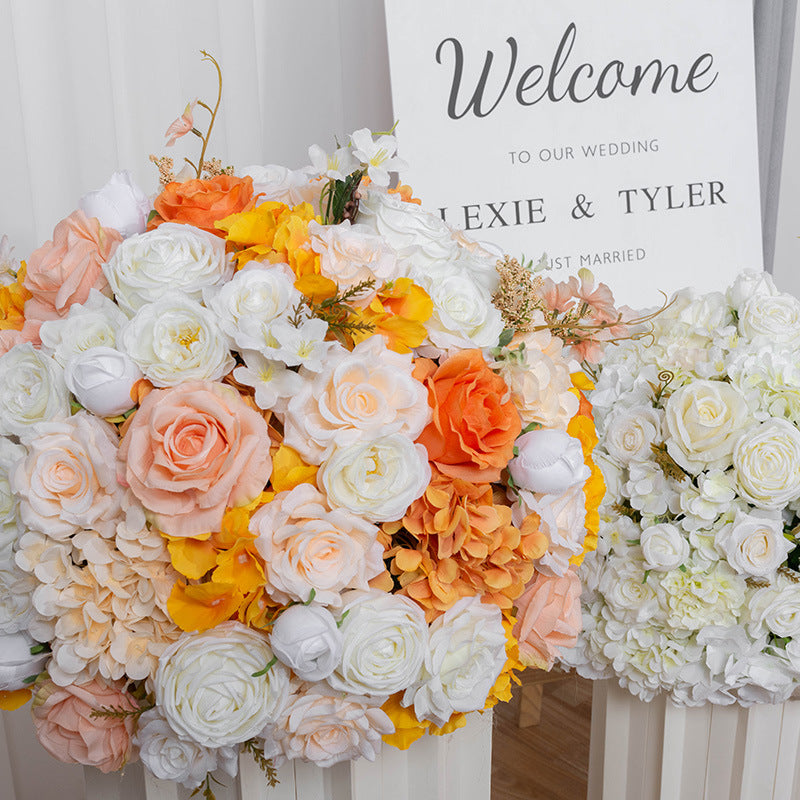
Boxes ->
[414,350,521,482]
[24,210,122,323]
[118,380,272,536]
[149,175,255,236]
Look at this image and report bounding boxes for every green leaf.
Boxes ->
[29,644,48,655]
[678,564,687,573]
[251,655,278,678]
[337,609,350,629]
[642,570,651,584]
[498,328,514,348]
[146,209,159,224]
[521,422,542,435]
[304,588,317,606]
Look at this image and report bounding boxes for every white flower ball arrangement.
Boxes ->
[564,271,800,706]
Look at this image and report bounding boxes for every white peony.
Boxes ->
[120,294,234,386]
[103,223,231,314]
[715,509,792,577]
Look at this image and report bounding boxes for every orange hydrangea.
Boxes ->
[385,467,547,621]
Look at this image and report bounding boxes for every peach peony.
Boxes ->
[24,210,122,323]
[31,678,137,772]
[149,175,255,236]
[414,350,521,482]
[512,569,582,669]
[118,381,272,536]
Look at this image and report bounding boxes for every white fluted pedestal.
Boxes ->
[81,709,493,800]
[589,680,800,800]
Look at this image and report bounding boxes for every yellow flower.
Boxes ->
[0,688,31,710]
[165,534,217,580]
[270,444,318,493]
[0,262,31,331]
[167,581,243,632]
[213,539,265,595]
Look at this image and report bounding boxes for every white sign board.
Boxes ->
[384,0,763,308]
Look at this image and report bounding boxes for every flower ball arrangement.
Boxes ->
[564,271,800,706]
[0,54,624,793]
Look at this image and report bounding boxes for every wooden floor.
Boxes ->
[491,671,593,800]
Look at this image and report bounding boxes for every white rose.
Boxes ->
[733,418,800,509]
[38,290,128,365]
[727,270,778,308]
[604,405,662,465]
[640,523,689,571]
[103,223,231,314]
[155,622,290,748]
[328,590,428,697]
[739,290,800,346]
[598,551,661,625]
[674,292,732,334]
[308,220,399,295]
[508,429,589,495]
[318,434,431,522]
[0,438,25,558]
[269,605,343,682]
[120,294,234,386]
[0,558,37,635]
[79,170,151,238]
[411,257,504,352]
[64,346,142,417]
[0,631,49,690]
[715,509,792,577]
[748,579,800,638]
[404,596,507,728]
[664,379,750,473]
[203,264,301,352]
[0,344,69,440]
[243,164,321,207]
[134,709,238,789]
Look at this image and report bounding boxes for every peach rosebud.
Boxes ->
[24,210,122,323]
[118,380,272,536]
[31,678,137,773]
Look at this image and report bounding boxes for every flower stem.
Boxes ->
[196,50,223,178]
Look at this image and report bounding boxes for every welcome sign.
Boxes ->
[384,0,763,307]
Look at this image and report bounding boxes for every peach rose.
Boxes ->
[149,175,255,236]
[414,350,521,482]
[24,210,122,323]
[118,381,271,536]
[31,678,137,773]
[513,569,582,669]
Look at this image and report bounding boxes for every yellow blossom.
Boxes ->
[167,581,242,632]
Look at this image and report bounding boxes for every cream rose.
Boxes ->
[103,223,231,314]
[640,523,690,571]
[120,294,234,387]
[328,590,428,697]
[284,336,430,464]
[403,596,507,727]
[715,509,792,577]
[155,622,290,748]
[664,379,750,473]
[748,579,800,638]
[604,405,662,465]
[733,418,800,509]
[64,347,142,417]
[0,438,25,558]
[269,605,343,681]
[318,434,431,522]
[251,484,383,607]
[508,429,589,495]
[739,291,800,346]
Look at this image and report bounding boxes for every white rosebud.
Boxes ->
[79,170,151,238]
[640,523,690,571]
[0,632,49,690]
[269,605,343,682]
[508,429,590,495]
[715,509,792,578]
[64,346,142,417]
[727,270,778,309]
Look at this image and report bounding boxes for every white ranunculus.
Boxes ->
[0,631,49,690]
[739,290,800,346]
[269,605,343,682]
[38,290,128,366]
[318,434,431,522]
[79,170,151,238]
[0,344,69,440]
[411,256,504,352]
[508,429,589,495]
[328,590,428,697]
[103,223,231,314]
[120,294,234,387]
[404,596,507,728]
[134,709,238,789]
[155,622,290,748]
[64,346,142,417]
[664,379,750,474]
[604,405,662,465]
[203,264,301,352]
[733,418,800,509]
[640,523,689,571]
[715,509,792,578]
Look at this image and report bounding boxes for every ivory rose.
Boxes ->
[414,350,521,482]
[251,484,384,607]
[118,381,271,536]
[24,210,122,323]
[31,678,137,772]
